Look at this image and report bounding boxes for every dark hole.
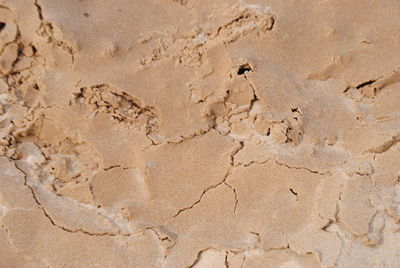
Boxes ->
[0,22,5,31]
[237,63,252,75]
[356,79,375,89]
[83,12,90,17]
[291,107,298,113]
[289,188,297,196]
[17,47,23,56]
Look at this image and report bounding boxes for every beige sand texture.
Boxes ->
[0,0,399,267]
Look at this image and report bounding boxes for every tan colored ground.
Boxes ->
[0,0,399,267]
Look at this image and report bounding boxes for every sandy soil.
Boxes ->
[0,0,399,267]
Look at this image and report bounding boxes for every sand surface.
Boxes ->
[0,0,399,267]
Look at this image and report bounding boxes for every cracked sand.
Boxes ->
[0,0,400,267]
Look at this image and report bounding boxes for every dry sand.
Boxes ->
[0,0,399,267]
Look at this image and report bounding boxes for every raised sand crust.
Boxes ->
[0,0,399,267]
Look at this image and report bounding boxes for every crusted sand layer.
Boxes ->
[0,0,399,267]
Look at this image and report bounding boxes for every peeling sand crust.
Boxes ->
[0,0,399,267]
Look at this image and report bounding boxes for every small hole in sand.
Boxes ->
[0,22,6,31]
[237,63,252,75]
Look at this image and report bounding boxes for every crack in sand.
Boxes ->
[34,0,75,64]
[272,158,330,176]
[364,133,400,154]
[12,162,130,237]
[172,142,244,217]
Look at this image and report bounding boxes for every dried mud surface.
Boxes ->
[0,0,399,267]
